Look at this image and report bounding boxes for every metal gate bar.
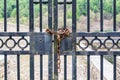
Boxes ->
[87,0,90,79]
[54,0,58,79]
[113,4,117,79]
[4,1,7,80]
[113,0,116,31]
[63,0,67,80]
[40,0,43,80]
[72,0,77,80]
[16,0,20,80]
[48,0,52,80]
[29,0,34,80]
[100,1,104,80]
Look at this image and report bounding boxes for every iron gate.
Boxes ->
[0,0,119,80]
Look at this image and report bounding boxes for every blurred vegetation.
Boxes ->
[0,0,120,24]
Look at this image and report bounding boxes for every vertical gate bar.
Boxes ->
[100,0,104,79]
[87,0,90,32]
[17,55,20,80]
[4,55,7,80]
[4,0,7,32]
[40,55,43,80]
[72,0,76,33]
[54,0,58,79]
[64,55,67,80]
[100,55,103,80]
[39,0,43,80]
[54,0,58,31]
[4,0,7,80]
[16,0,19,32]
[40,0,42,32]
[29,0,34,32]
[113,55,116,80]
[87,0,90,79]
[16,0,20,80]
[87,55,90,80]
[100,0,103,32]
[64,0,67,79]
[29,0,34,80]
[48,0,53,80]
[113,0,116,31]
[64,0,66,28]
[30,54,34,80]
[72,0,76,80]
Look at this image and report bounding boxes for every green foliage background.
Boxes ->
[0,0,120,20]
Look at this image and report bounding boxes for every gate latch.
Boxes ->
[46,28,70,73]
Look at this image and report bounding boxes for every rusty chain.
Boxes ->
[46,28,70,73]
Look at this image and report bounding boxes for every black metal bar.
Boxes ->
[48,0,52,30]
[72,0,77,79]
[40,55,43,80]
[54,0,58,31]
[1,51,120,55]
[60,1,72,5]
[113,0,116,31]
[2,32,120,37]
[72,0,76,33]
[17,55,20,80]
[87,55,90,80]
[4,55,7,80]
[4,0,7,32]
[64,55,67,80]
[40,0,42,32]
[113,55,116,80]
[72,55,76,80]
[75,51,120,55]
[54,0,58,79]
[100,55,103,80]
[16,0,20,79]
[100,0,103,32]
[30,54,34,80]
[48,0,53,79]
[0,32,46,36]
[34,1,48,4]
[76,32,120,37]
[4,0,7,77]
[29,1,34,80]
[29,0,34,32]
[64,1,67,79]
[64,0,66,28]
[34,1,72,5]
[87,0,90,32]
[39,1,43,79]
[16,0,19,32]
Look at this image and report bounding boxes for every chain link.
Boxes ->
[57,35,62,73]
[46,28,70,73]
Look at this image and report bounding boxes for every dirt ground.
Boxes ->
[0,55,88,80]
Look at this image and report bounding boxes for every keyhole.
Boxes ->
[40,39,42,42]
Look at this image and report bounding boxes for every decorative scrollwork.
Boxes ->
[0,36,29,50]
[91,37,102,50]
[116,39,120,48]
[77,36,120,51]
[5,37,16,50]
[103,37,115,50]
[78,37,89,50]
[0,39,4,48]
[17,37,29,50]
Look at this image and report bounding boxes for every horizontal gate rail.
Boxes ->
[0,32,51,55]
[76,32,120,37]
[61,51,120,55]
[34,1,72,4]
